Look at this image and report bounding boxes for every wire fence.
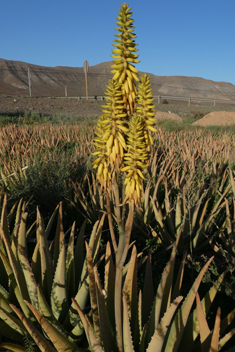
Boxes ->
[1,66,235,106]
[68,95,235,107]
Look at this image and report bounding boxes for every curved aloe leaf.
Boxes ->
[79,220,99,286]
[10,304,56,352]
[17,244,39,310]
[142,252,154,327]
[171,251,187,301]
[51,239,68,323]
[66,218,104,327]
[90,212,106,259]
[220,308,235,336]
[179,269,227,349]
[218,327,235,351]
[0,307,26,336]
[86,241,100,342]
[0,249,31,318]
[53,202,64,268]
[0,291,13,313]
[67,277,89,327]
[123,245,137,339]
[12,198,24,239]
[104,241,115,328]
[24,300,80,352]
[146,296,183,352]
[210,307,220,352]
[0,283,9,300]
[0,343,26,352]
[1,194,10,241]
[196,292,211,351]
[17,212,27,251]
[145,227,182,347]
[123,295,135,352]
[0,223,29,303]
[66,222,76,298]
[45,204,59,239]
[94,268,117,352]
[31,242,40,282]
[72,298,104,352]
[164,256,214,352]
[37,208,53,300]
[74,219,86,289]
[151,196,173,246]
[37,284,68,338]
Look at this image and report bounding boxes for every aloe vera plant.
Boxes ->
[2,2,235,352]
[0,195,104,351]
[72,3,235,352]
[72,230,235,352]
[148,160,230,253]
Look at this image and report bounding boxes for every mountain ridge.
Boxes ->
[1,58,235,100]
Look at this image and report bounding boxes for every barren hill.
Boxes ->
[1,58,235,100]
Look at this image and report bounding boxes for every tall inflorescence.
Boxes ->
[110,2,140,116]
[93,3,157,205]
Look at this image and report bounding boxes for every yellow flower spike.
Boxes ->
[100,79,128,166]
[111,3,139,116]
[136,73,157,151]
[120,114,148,205]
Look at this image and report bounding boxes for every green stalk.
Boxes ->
[114,198,135,352]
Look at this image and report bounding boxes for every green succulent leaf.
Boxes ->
[10,303,56,352]
[165,256,214,352]
[51,239,69,323]
[0,343,27,352]
[72,298,104,352]
[146,296,183,352]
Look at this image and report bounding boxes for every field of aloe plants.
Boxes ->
[2,3,235,352]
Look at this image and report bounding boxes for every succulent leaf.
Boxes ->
[123,245,138,340]
[123,295,135,352]
[17,244,39,310]
[165,256,214,352]
[0,307,26,336]
[51,239,69,323]
[36,208,53,301]
[10,303,56,352]
[0,343,27,352]
[146,296,183,352]
[24,301,80,352]
[72,298,104,352]
[65,222,76,298]
[94,268,117,352]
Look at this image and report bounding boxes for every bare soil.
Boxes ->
[1,96,235,127]
[0,96,104,117]
[192,111,235,126]
[155,111,182,122]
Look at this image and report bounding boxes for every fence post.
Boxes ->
[188,97,191,107]
[158,95,161,104]
[214,100,216,107]
[28,68,32,97]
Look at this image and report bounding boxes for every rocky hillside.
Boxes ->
[1,58,235,100]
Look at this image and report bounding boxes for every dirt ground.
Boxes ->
[0,96,104,117]
[1,95,235,126]
[192,111,235,126]
[155,111,182,122]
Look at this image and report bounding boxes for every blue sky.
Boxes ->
[2,0,235,84]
